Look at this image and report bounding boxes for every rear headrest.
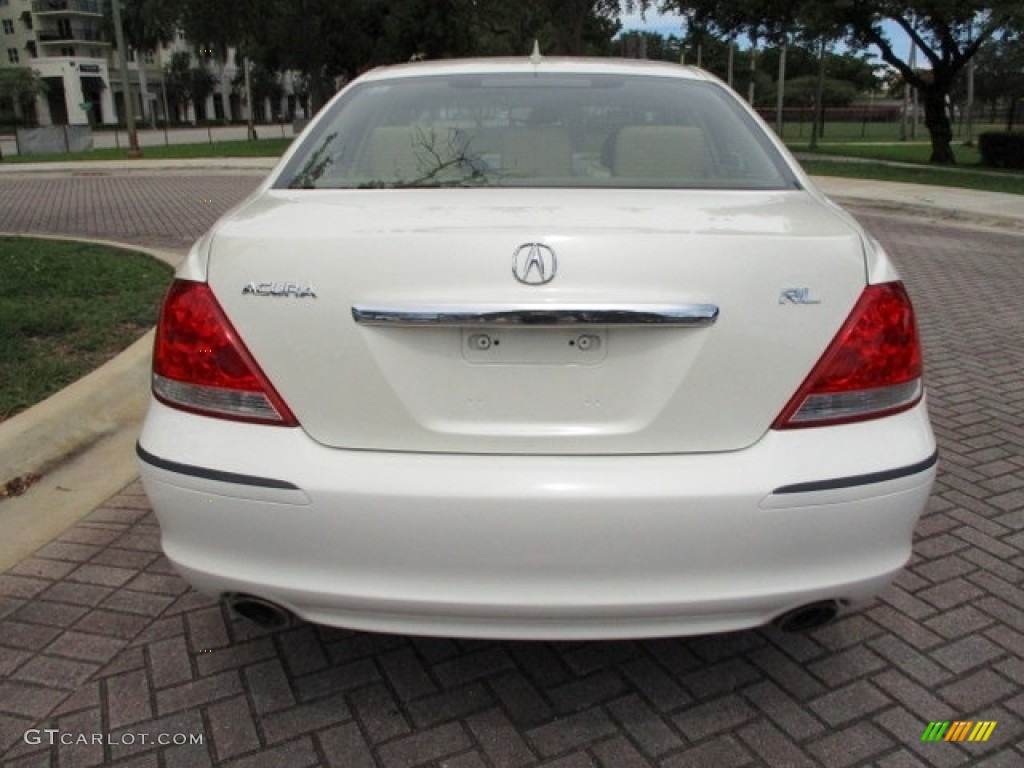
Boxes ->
[611,126,706,179]
[501,127,572,178]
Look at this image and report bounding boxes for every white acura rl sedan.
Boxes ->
[138,56,936,640]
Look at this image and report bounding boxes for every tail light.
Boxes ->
[152,280,298,426]
[773,281,923,429]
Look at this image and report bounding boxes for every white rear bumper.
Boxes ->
[138,399,936,639]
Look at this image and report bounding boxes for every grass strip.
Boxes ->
[0,237,173,421]
[1,137,291,164]
[798,157,1024,196]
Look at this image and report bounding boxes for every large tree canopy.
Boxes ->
[175,0,626,112]
[840,1,1024,163]
[653,1,1024,163]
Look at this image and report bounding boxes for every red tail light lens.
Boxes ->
[152,280,298,426]
[773,282,923,429]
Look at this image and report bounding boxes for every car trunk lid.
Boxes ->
[206,188,866,454]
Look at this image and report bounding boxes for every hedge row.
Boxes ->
[978,132,1024,170]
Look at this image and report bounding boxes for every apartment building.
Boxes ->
[0,0,294,128]
[1,0,117,125]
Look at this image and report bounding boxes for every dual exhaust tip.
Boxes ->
[225,593,841,635]
[226,594,293,630]
[772,600,840,633]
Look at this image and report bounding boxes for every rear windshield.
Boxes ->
[276,73,798,191]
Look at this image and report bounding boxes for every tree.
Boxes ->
[163,50,215,122]
[0,67,47,131]
[375,0,482,61]
[838,2,1024,164]
[179,0,257,120]
[651,2,1024,163]
[232,63,284,122]
[467,0,621,57]
[244,0,382,112]
[759,46,882,94]
[104,0,183,125]
[963,32,1024,128]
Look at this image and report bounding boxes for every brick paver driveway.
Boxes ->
[1,173,1022,767]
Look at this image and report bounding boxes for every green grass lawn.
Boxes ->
[0,237,173,421]
[792,141,983,166]
[798,157,1024,196]
[786,134,1024,195]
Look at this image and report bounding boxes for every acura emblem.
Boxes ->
[512,243,557,285]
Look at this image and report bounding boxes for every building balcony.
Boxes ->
[37,28,107,43]
[32,0,102,16]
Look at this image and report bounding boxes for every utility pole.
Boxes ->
[110,0,141,157]
[809,36,826,151]
[909,32,918,139]
[776,42,787,137]
[964,23,975,146]
[727,39,734,88]
[244,58,256,141]
[747,38,757,105]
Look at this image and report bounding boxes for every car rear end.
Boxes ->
[138,58,936,639]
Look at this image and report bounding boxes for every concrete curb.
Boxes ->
[0,237,185,570]
[0,329,153,487]
[810,176,1024,233]
[0,236,180,488]
[0,157,277,175]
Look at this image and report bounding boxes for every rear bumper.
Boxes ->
[138,399,936,640]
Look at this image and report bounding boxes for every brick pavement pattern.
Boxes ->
[0,171,261,252]
[1,174,1022,767]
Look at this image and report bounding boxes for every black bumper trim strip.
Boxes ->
[137,444,300,491]
[772,450,938,495]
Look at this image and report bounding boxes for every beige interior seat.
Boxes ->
[369,125,464,182]
[501,127,572,178]
[611,125,706,179]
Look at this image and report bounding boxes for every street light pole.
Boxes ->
[244,57,256,141]
[110,0,141,157]
[776,42,787,137]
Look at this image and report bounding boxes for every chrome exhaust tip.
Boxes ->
[225,594,292,629]
[773,600,840,633]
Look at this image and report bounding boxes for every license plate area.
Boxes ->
[461,328,607,365]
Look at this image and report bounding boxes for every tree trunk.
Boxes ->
[922,84,955,164]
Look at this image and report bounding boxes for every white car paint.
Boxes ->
[138,57,936,639]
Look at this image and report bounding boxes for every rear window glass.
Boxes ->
[276,73,797,191]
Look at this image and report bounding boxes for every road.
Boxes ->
[0,172,1022,767]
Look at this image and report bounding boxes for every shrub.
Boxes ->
[978,132,1024,170]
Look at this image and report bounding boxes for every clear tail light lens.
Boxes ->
[773,281,923,429]
[152,280,298,426]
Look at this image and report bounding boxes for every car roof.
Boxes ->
[357,56,713,84]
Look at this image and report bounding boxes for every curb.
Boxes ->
[0,330,153,487]
[0,327,152,570]
[0,236,180,492]
[0,237,182,570]
[0,157,277,175]
[809,176,1024,233]
[829,195,1024,233]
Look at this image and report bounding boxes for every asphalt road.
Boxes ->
[0,173,1022,767]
